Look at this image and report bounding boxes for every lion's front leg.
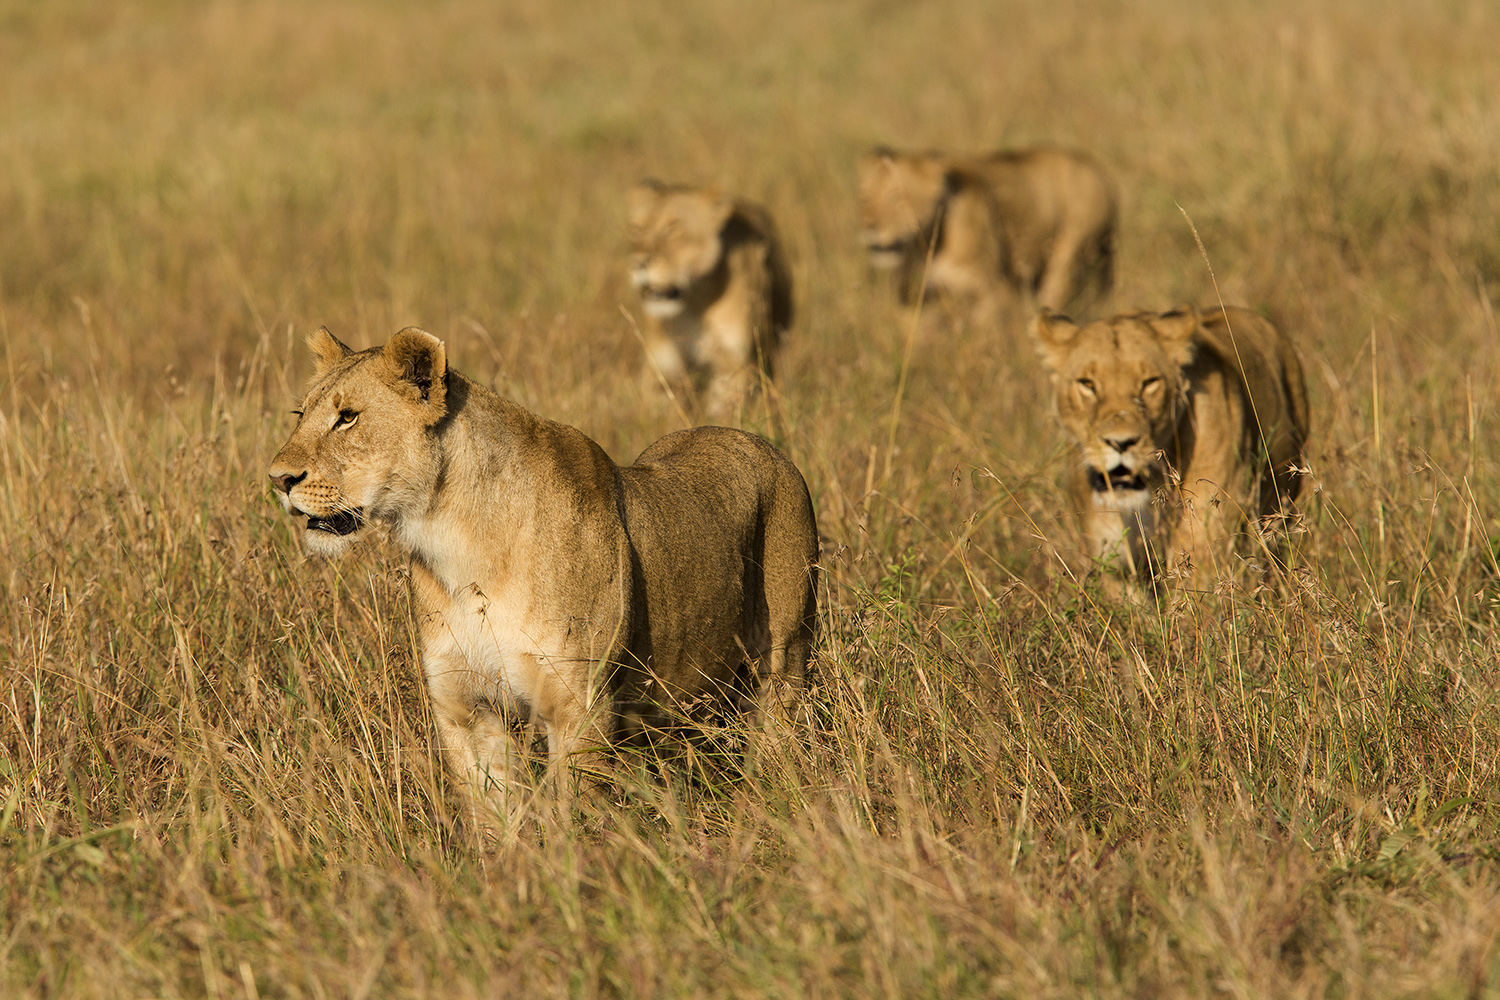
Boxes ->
[412,568,538,841]
[1084,504,1157,579]
[702,364,757,423]
[696,307,760,423]
[424,655,535,844]
[641,323,691,401]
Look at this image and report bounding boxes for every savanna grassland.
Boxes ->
[4,1,1500,996]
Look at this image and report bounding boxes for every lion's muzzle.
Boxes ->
[637,282,687,319]
[863,236,907,270]
[268,469,365,537]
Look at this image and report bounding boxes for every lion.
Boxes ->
[857,146,1117,323]
[626,180,793,420]
[268,327,819,834]
[1031,305,1309,590]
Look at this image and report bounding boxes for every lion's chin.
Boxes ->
[642,295,685,319]
[301,509,366,557]
[302,526,364,558]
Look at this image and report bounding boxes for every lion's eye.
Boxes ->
[1076,378,1096,395]
[1141,377,1162,395]
[290,409,304,418]
[334,409,359,430]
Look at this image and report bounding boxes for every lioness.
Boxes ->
[858,146,1117,322]
[626,180,793,420]
[268,327,819,831]
[1032,305,1309,589]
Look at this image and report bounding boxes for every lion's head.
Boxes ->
[626,180,734,319]
[855,148,949,269]
[268,327,449,557]
[1032,307,1200,512]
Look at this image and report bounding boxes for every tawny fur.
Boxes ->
[626,180,793,421]
[858,146,1117,324]
[1032,305,1309,589]
[268,328,819,834]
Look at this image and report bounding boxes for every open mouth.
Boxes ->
[865,240,908,270]
[307,510,363,536]
[641,284,684,303]
[1088,467,1148,493]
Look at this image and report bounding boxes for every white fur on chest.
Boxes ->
[401,517,557,718]
[666,302,750,363]
[424,583,551,704]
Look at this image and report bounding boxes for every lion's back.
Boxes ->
[1197,306,1310,480]
[974,147,1117,241]
[623,426,813,545]
[618,427,818,699]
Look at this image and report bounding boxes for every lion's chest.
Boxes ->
[660,296,751,362]
[411,571,560,719]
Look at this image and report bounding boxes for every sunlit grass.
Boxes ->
[4,0,1500,995]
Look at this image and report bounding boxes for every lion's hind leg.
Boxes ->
[1037,223,1115,318]
[751,467,820,722]
[1034,232,1094,315]
[532,663,615,811]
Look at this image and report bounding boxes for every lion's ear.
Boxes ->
[1151,306,1202,367]
[910,154,948,188]
[307,327,354,376]
[707,189,736,232]
[384,327,448,418]
[1031,308,1080,373]
[627,180,665,227]
[857,147,896,181]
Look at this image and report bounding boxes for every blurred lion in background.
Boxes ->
[627,180,793,421]
[1032,304,1309,592]
[858,146,1117,326]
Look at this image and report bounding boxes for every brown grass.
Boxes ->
[5,0,1500,995]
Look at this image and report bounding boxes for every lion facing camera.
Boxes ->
[1032,305,1309,591]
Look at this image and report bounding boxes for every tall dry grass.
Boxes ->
[4,0,1500,995]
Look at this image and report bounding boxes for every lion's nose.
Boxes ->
[1103,434,1139,453]
[269,470,306,495]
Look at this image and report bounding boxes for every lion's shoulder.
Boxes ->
[1192,306,1310,448]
